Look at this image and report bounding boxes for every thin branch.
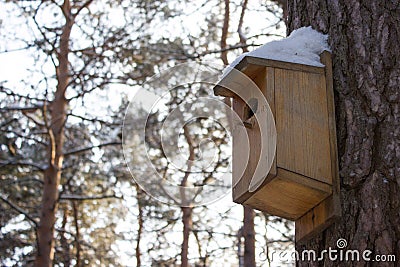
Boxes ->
[220,0,230,65]
[0,195,38,226]
[181,44,256,61]
[0,105,43,112]
[74,0,93,17]
[0,118,17,128]
[0,44,35,54]
[22,111,45,127]
[59,194,122,201]
[31,1,58,69]
[63,141,121,156]
[67,112,122,126]
[0,86,47,102]
[237,0,249,53]
[2,177,43,186]
[66,82,103,101]
[0,160,46,171]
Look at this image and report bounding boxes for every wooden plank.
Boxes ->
[244,168,331,220]
[320,51,341,195]
[238,56,325,75]
[295,51,341,243]
[214,70,253,98]
[295,194,341,242]
[213,85,236,98]
[214,55,324,97]
[232,68,264,201]
[275,68,333,185]
[278,168,332,194]
[240,63,265,80]
[248,68,277,192]
[232,97,250,193]
[265,67,277,178]
[232,67,277,202]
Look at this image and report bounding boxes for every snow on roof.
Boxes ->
[228,26,330,70]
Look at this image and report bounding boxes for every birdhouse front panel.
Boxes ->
[231,67,277,204]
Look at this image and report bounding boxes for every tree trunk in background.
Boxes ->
[135,185,144,267]
[181,207,192,267]
[34,0,72,266]
[72,201,81,267]
[60,206,71,266]
[180,124,195,267]
[220,0,230,66]
[288,1,400,266]
[243,206,256,267]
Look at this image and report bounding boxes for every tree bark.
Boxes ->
[181,206,193,267]
[180,124,195,267]
[72,201,81,267]
[60,205,71,267]
[243,206,256,267]
[220,0,230,66]
[135,185,143,267]
[35,0,72,266]
[288,1,400,266]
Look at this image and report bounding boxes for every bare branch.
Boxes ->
[0,44,35,54]
[64,141,121,156]
[67,112,122,126]
[59,194,122,201]
[237,0,249,53]
[220,0,230,65]
[22,111,45,127]
[0,195,38,226]
[0,105,43,112]
[74,0,93,17]
[0,160,46,171]
[2,177,44,186]
[0,86,47,102]
[0,118,18,128]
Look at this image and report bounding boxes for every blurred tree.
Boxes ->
[0,0,288,266]
[0,0,177,265]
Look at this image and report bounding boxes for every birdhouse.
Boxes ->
[214,51,340,242]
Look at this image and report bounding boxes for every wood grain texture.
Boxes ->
[275,68,333,185]
[244,168,332,220]
[232,68,275,201]
[294,52,341,243]
[295,194,341,242]
[239,56,325,75]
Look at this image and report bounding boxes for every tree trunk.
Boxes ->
[72,201,81,267]
[180,124,195,267]
[135,185,144,267]
[243,206,256,267]
[288,1,400,266]
[35,1,72,266]
[220,0,230,66]
[181,206,193,267]
[60,205,71,266]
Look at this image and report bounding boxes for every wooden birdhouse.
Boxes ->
[214,51,340,242]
